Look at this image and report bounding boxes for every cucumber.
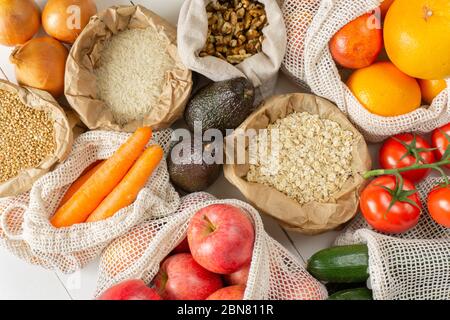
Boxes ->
[328,288,373,300]
[325,282,368,295]
[307,244,369,283]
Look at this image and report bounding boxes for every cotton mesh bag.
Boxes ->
[281,0,450,142]
[335,176,450,300]
[0,129,180,273]
[177,0,287,101]
[95,192,328,300]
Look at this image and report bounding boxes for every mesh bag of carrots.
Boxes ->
[335,176,450,300]
[281,0,450,142]
[0,128,180,273]
[95,192,328,300]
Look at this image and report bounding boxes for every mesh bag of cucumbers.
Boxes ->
[95,192,328,300]
[281,0,450,142]
[0,129,180,273]
[308,176,449,300]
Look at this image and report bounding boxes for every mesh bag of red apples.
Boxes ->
[0,129,180,273]
[281,0,450,142]
[95,192,328,300]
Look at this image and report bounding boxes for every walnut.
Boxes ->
[199,0,267,65]
[222,22,233,34]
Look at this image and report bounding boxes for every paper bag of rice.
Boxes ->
[65,5,192,132]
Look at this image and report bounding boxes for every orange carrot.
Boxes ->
[86,145,164,223]
[51,127,153,228]
[59,160,105,208]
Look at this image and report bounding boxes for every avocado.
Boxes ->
[184,78,255,134]
[168,141,221,193]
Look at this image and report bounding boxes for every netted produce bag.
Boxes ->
[281,0,450,142]
[0,129,180,273]
[178,0,287,101]
[95,192,328,300]
[335,176,450,300]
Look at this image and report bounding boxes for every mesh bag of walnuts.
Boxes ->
[281,0,450,142]
[335,176,450,300]
[95,192,328,300]
[0,130,180,273]
[178,0,286,101]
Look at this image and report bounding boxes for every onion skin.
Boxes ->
[0,0,40,46]
[42,0,97,44]
[10,37,69,98]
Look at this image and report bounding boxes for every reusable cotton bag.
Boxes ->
[177,0,287,101]
[336,176,450,300]
[95,192,328,300]
[281,0,450,142]
[0,129,180,273]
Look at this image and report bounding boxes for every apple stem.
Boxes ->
[203,215,217,233]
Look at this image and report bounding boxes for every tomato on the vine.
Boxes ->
[360,175,422,234]
[427,184,450,228]
[431,123,450,169]
[379,133,435,183]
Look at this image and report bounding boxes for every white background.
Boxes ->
[0,0,380,299]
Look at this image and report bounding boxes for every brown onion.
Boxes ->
[42,0,97,44]
[10,37,69,98]
[0,0,40,46]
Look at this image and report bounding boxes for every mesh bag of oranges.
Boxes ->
[281,0,450,142]
[0,129,180,273]
[95,192,328,300]
[335,176,450,300]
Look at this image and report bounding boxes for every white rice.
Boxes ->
[95,28,174,125]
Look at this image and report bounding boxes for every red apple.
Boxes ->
[171,237,190,255]
[188,204,255,274]
[153,253,222,300]
[97,279,162,300]
[224,263,250,286]
[207,285,246,300]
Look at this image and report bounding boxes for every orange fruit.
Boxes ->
[347,61,422,117]
[329,13,383,69]
[380,0,395,18]
[418,79,447,105]
[384,0,450,80]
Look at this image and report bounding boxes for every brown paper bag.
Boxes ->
[65,5,192,132]
[0,80,73,197]
[224,93,371,234]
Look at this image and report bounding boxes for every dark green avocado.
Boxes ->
[168,141,221,193]
[184,78,255,134]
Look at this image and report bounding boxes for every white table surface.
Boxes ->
[0,0,380,300]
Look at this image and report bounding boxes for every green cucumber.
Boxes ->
[307,244,369,283]
[328,288,373,300]
[325,282,368,295]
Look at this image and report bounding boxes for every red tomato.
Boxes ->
[379,133,435,183]
[329,13,383,69]
[431,123,450,169]
[427,185,450,228]
[360,176,421,234]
